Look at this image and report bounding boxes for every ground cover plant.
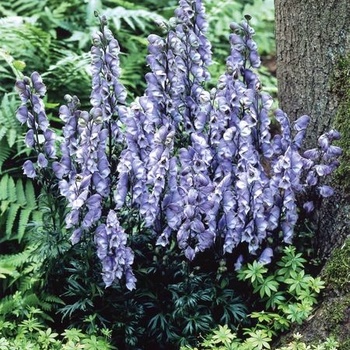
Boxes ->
[1,0,342,348]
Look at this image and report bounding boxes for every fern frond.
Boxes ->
[0,175,39,242]
[0,294,18,315]
[7,176,16,203]
[2,0,47,18]
[15,180,26,206]
[5,203,20,240]
[0,245,37,268]
[40,295,65,312]
[17,208,32,242]
[25,180,36,208]
[0,174,9,201]
[42,294,65,306]
[18,274,40,292]
[0,94,25,163]
[0,19,52,73]
[0,140,13,173]
[0,126,7,142]
[0,265,16,279]
[22,292,40,307]
[105,6,166,31]
[41,51,91,104]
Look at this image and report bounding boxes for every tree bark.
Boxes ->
[275,0,350,147]
[274,0,350,258]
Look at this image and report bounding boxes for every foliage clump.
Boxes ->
[182,326,339,350]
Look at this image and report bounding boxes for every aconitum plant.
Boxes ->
[16,0,341,289]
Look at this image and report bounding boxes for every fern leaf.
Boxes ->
[15,179,26,206]
[9,0,45,17]
[0,126,6,142]
[19,275,39,292]
[22,292,40,306]
[0,294,17,315]
[17,208,32,242]
[0,174,9,200]
[42,294,65,305]
[0,94,22,152]
[106,7,166,31]
[21,261,37,275]
[31,209,42,224]
[7,129,17,148]
[25,180,36,208]
[0,245,37,268]
[0,200,10,217]
[5,203,20,239]
[0,265,16,279]
[0,139,12,172]
[7,176,16,203]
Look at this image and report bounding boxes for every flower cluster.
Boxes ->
[120,6,341,263]
[16,72,55,178]
[52,14,134,289]
[116,0,217,259]
[95,210,136,289]
[15,14,135,290]
[16,0,342,287]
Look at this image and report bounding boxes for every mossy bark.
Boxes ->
[274,3,350,347]
[274,0,350,259]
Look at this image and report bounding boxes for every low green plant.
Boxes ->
[182,246,326,349]
[238,246,325,336]
[182,327,339,350]
[0,292,113,349]
[0,313,115,350]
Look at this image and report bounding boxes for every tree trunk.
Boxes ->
[274,0,350,258]
[275,0,350,144]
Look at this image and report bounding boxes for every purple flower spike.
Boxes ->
[95,210,136,290]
